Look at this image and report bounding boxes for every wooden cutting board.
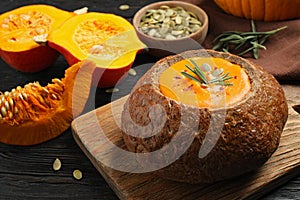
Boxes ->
[71,84,300,200]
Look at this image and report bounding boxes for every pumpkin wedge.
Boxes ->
[0,5,75,72]
[0,60,95,146]
[48,12,145,88]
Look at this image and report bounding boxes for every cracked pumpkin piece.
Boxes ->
[121,49,288,183]
[0,61,95,146]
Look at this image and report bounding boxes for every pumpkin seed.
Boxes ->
[160,5,170,9]
[1,96,5,104]
[212,68,224,77]
[165,34,177,40]
[52,78,63,87]
[163,17,170,23]
[16,86,22,91]
[159,25,169,35]
[42,88,49,94]
[138,5,202,40]
[73,169,83,180]
[1,23,9,29]
[169,20,176,28]
[73,7,88,15]
[182,17,190,27]
[129,68,137,76]
[189,24,202,33]
[20,14,31,21]
[8,98,14,108]
[51,94,58,100]
[171,30,184,36]
[4,101,10,111]
[153,12,163,21]
[189,17,202,25]
[33,34,48,44]
[1,106,7,117]
[8,111,13,119]
[14,107,18,115]
[145,10,155,16]
[188,11,198,19]
[165,9,174,17]
[35,28,45,34]
[52,158,61,171]
[175,15,182,24]
[119,4,130,11]
[22,93,28,100]
[105,88,119,93]
[147,29,157,37]
[202,63,212,72]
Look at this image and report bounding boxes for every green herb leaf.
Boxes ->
[181,59,233,86]
[213,20,287,59]
[190,59,208,84]
[181,71,201,83]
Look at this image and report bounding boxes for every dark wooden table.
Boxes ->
[0,0,299,199]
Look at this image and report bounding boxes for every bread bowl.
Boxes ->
[121,49,288,184]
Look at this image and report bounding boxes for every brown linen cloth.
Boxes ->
[188,0,300,82]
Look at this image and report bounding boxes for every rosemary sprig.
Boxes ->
[181,59,233,86]
[251,20,259,59]
[212,20,287,59]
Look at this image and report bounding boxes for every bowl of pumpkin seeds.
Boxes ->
[133,1,208,57]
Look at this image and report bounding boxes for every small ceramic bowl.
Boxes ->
[133,1,208,57]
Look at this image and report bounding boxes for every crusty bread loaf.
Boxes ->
[121,49,288,184]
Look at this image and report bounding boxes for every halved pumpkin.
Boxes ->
[0,4,74,72]
[48,12,145,88]
[0,60,95,146]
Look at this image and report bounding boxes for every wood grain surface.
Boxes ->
[72,85,300,200]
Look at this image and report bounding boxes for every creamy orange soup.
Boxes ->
[159,57,251,108]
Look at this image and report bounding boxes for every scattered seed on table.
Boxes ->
[52,158,61,171]
[128,68,137,76]
[73,169,83,180]
[119,4,130,11]
[105,88,119,93]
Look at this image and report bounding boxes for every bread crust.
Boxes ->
[121,49,288,183]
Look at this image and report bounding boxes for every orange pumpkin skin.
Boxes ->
[47,41,79,67]
[0,5,74,72]
[48,42,134,88]
[48,12,145,88]
[214,0,300,21]
[0,61,95,146]
[92,63,133,88]
[0,45,59,72]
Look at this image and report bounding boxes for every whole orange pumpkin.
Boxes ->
[214,0,300,21]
